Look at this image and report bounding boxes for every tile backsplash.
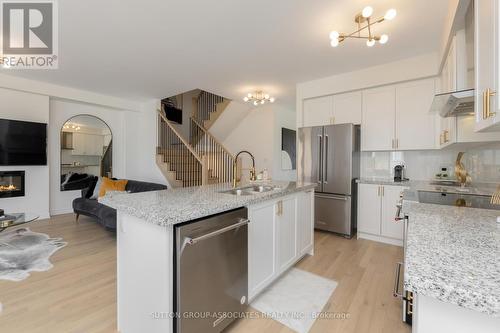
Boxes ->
[360,143,500,183]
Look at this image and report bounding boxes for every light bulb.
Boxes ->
[253,101,258,106]
[366,39,375,47]
[247,93,252,98]
[330,38,339,47]
[379,34,389,44]
[243,97,249,102]
[264,94,270,99]
[270,97,275,103]
[384,9,397,20]
[329,31,339,40]
[260,100,265,105]
[362,6,373,18]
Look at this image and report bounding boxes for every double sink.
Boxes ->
[220,185,279,196]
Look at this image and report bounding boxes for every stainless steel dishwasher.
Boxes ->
[174,207,249,333]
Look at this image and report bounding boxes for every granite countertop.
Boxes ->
[99,181,316,227]
[357,178,497,196]
[402,200,500,317]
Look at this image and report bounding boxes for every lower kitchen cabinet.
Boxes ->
[297,190,314,257]
[248,200,276,299]
[248,190,314,300]
[357,183,406,246]
[277,196,297,272]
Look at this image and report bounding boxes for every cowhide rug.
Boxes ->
[0,228,67,282]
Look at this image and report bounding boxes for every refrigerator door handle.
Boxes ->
[318,135,323,185]
[324,134,329,184]
[315,194,347,201]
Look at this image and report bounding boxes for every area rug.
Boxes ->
[251,268,338,333]
[0,228,67,282]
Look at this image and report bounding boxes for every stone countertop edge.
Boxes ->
[402,200,500,317]
[99,181,316,227]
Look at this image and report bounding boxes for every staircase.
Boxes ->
[194,91,231,129]
[156,102,235,187]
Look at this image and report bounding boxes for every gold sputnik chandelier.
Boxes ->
[330,6,396,47]
[243,91,275,106]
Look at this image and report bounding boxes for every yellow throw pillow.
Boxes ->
[98,177,128,197]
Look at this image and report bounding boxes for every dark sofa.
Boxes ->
[72,178,167,230]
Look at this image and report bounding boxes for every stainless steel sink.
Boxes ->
[244,185,276,193]
[219,185,279,196]
[219,189,253,196]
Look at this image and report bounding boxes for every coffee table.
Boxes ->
[0,213,39,233]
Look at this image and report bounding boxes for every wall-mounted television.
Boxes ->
[0,118,47,166]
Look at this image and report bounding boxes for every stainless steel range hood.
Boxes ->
[430,88,475,117]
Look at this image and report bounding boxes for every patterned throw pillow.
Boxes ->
[98,177,128,197]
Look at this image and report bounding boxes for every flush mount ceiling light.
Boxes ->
[243,91,275,106]
[329,6,396,48]
[63,123,81,131]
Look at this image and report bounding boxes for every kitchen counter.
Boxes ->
[402,200,500,317]
[100,181,316,227]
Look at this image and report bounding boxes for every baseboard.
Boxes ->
[357,232,403,247]
[49,208,74,216]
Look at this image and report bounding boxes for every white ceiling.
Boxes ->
[2,0,449,108]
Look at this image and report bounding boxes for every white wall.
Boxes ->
[222,104,297,182]
[0,88,50,218]
[49,99,127,215]
[124,100,168,185]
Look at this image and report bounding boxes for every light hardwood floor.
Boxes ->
[0,214,410,333]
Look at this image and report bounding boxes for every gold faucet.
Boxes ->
[232,151,256,188]
[455,152,471,187]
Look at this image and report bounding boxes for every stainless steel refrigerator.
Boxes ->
[298,124,360,237]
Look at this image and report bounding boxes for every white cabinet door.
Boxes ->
[332,91,362,125]
[276,196,297,273]
[395,79,436,150]
[296,190,314,256]
[357,184,382,235]
[475,0,500,131]
[71,132,86,155]
[248,201,276,297]
[361,86,396,151]
[380,186,404,240]
[302,95,333,127]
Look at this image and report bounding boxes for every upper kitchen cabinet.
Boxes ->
[475,0,500,131]
[302,95,333,127]
[332,91,362,125]
[302,91,362,127]
[395,78,436,150]
[361,86,395,151]
[362,78,436,151]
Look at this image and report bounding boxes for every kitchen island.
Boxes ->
[402,200,500,333]
[100,181,316,333]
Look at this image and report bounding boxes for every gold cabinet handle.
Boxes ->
[483,90,488,120]
[485,88,497,119]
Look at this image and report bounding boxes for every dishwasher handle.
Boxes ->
[185,218,250,246]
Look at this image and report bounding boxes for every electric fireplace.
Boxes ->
[0,171,25,198]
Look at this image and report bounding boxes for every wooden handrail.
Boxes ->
[190,117,235,159]
[157,110,203,163]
